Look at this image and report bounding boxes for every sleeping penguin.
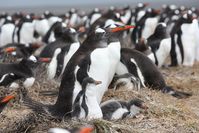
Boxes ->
[100,98,147,120]
[110,73,142,91]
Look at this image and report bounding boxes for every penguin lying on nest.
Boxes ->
[109,73,142,91]
[0,55,51,89]
[100,98,147,120]
[0,95,15,113]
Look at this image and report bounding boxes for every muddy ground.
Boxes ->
[0,62,199,133]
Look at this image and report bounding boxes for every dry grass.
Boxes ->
[0,62,199,133]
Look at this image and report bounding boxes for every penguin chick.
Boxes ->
[110,73,142,91]
[100,98,147,120]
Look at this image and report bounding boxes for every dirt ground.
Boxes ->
[0,62,199,133]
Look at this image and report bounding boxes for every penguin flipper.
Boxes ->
[162,86,192,99]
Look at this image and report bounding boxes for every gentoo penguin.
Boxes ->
[110,73,141,91]
[46,28,80,79]
[40,27,78,58]
[72,77,102,118]
[0,95,15,113]
[42,21,65,44]
[131,8,160,44]
[100,98,147,120]
[147,23,171,67]
[181,17,199,66]
[169,12,193,66]
[0,55,46,88]
[116,48,192,98]
[14,15,36,44]
[47,48,62,80]
[21,27,110,119]
[134,38,151,55]
[0,17,15,47]
[22,26,134,119]
[48,126,94,133]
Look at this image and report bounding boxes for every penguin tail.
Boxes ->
[162,86,192,99]
[19,87,48,114]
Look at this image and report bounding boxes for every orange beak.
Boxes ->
[140,103,148,110]
[144,3,150,7]
[78,26,86,33]
[192,16,198,20]
[95,80,102,85]
[31,43,42,49]
[1,95,15,103]
[79,127,94,133]
[110,25,135,32]
[4,47,16,53]
[154,9,161,14]
[38,57,51,63]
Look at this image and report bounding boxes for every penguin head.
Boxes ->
[21,55,39,69]
[93,28,107,40]
[135,38,150,53]
[153,23,167,37]
[128,98,148,111]
[62,27,78,42]
[181,11,193,23]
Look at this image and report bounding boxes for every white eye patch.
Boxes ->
[29,55,37,62]
[70,28,76,33]
[95,28,105,33]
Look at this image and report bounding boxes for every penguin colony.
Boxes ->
[0,3,199,132]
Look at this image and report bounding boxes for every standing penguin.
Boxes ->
[47,48,62,80]
[147,23,171,67]
[169,12,193,66]
[21,27,110,119]
[21,25,134,119]
[46,28,80,79]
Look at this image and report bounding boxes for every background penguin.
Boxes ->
[42,21,65,44]
[147,23,171,67]
[0,95,15,113]
[0,17,15,47]
[131,8,159,44]
[116,48,192,99]
[39,27,78,58]
[180,16,199,66]
[47,48,62,80]
[169,12,193,66]
[100,98,147,120]
[46,28,80,79]
[0,55,48,88]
